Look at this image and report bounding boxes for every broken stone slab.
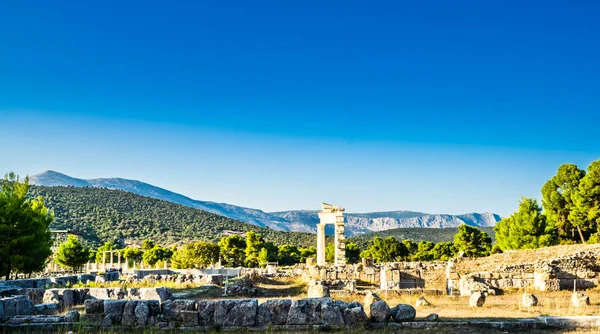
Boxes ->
[43,290,60,306]
[214,299,258,327]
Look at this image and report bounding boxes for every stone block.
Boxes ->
[43,289,60,305]
[342,304,368,325]
[80,314,104,325]
[135,300,160,326]
[139,287,172,302]
[287,298,327,325]
[370,300,390,322]
[256,299,291,326]
[122,301,138,326]
[214,299,258,327]
[104,300,127,323]
[321,301,344,327]
[85,299,105,314]
[181,310,199,326]
[197,300,216,326]
[62,289,74,308]
[390,304,416,322]
[162,299,196,320]
[1,295,34,316]
[88,288,111,299]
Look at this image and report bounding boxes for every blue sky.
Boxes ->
[0,1,599,216]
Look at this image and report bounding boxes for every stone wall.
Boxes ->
[448,249,600,295]
[76,297,417,329]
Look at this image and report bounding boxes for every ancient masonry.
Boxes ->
[316,203,345,266]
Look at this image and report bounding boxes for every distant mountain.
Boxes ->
[30,170,501,236]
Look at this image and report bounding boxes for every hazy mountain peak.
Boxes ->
[30,171,501,236]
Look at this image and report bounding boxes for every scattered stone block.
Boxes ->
[121,301,138,326]
[416,296,432,307]
[307,280,330,298]
[572,292,590,307]
[522,293,538,307]
[390,304,416,322]
[469,292,486,307]
[256,299,291,326]
[370,300,390,322]
[320,300,344,327]
[342,303,368,325]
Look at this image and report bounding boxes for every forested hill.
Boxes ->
[348,226,496,249]
[29,186,321,248]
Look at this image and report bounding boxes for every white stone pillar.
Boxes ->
[334,212,346,266]
[317,224,326,266]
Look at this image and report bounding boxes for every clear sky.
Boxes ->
[0,1,599,217]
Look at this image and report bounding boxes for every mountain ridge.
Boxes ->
[30,170,501,236]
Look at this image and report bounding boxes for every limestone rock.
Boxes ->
[390,304,416,322]
[135,300,160,326]
[197,300,216,326]
[162,299,196,320]
[64,310,80,322]
[104,300,127,324]
[286,298,327,325]
[62,289,74,308]
[321,300,344,327]
[342,303,368,325]
[363,291,382,317]
[425,313,439,321]
[80,314,104,325]
[572,292,590,307]
[1,295,34,316]
[121,301,138,326]
[139,287,172,302]
[101,314,112,327]
[307,281,330,298]
[469,292,486,308]
[415,296,431,307]
[256,299,291,326]
[214,299,258,327]
[84,299,104,314]
[43,290,60,305]
[181,310,199,326]
[370,300,390,322]
[522,293,538,307]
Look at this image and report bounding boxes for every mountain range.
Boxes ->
[30,170,501,236]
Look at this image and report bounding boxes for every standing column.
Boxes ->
[334,213,346,266]
[317,224,326,266]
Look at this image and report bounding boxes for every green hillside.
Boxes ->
[348,226,496,249]
[29,186,322,248]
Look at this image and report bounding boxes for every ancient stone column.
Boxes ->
[317,224,326,266]
[334,212,346,266]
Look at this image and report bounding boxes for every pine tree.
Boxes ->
[54,235,90,270]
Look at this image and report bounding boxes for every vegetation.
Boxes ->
[453,224,492,257]
[171,241,219,269]
[0,173,54,279]
[494,159,600,251]
[54,235,90,270]
[495,197,554,250]
[348,227,496,249]
[28,185,324,248]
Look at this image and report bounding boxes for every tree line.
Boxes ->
[495,160,600,250]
